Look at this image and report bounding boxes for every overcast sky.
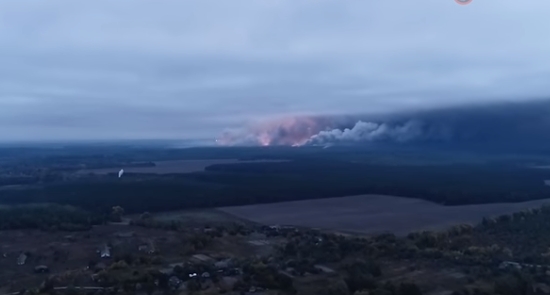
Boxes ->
[1,0,549,141]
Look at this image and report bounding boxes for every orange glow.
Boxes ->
[216,116,330,146]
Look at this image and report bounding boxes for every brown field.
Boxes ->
[219,195,550,236]
[79,159,286,175]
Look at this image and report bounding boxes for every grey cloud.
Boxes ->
[343,99,550,147]
[0,0,550,141]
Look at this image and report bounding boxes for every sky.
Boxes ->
[1,0,549,142]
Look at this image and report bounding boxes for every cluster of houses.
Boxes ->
[499,260,549,270]
[265,225,297,234]
[156,254,244,292]
[12,252,49,273]
[89,241,245,292]
[97,238,155,259]
[137,240,155,254]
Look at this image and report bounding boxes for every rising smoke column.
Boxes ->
[306,120,425,145]
[216,116,428,146]
[215,113,449,147]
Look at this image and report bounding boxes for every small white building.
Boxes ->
[17,253,27,265]
[100,245,111,258]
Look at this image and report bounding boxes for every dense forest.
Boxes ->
[0,204,105,230]
[1,157,550,214]
[272,206,550,295]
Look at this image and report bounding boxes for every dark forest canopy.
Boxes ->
[2,138,550,215]
[0,204,104,231]
[1,159,550,214]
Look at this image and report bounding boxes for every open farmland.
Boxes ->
[219,194,550,236]
[79,159,286,175]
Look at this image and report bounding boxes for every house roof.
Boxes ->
[17,253,27,265]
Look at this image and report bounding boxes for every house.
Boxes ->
[17,253,27,265]
[248,240,269,246]
[168,262,185,268]
[314,265,335,274]
[159,267,173,275]
[64,235,76,242]
[191,254,213,263]
[499,261,522,270]
[95,262,107,272]
[138,239,155,254]
[115,231,134,238]
[168,276,182,290]
[34,265,49,273]
[138,244,149,252]
[249,286,263,293]
[100,245,111,258]
[226,268,242,276]
[214,258,232,270]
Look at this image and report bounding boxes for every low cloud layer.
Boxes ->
[1,0,550,141]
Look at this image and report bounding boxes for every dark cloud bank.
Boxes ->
[221,99,550,151]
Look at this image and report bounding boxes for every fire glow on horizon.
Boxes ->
[215,116,331,147]
[215,115,430,147]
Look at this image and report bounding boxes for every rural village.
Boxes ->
[3,204,550,295]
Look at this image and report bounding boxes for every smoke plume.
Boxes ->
[216,116,335,146]
[307,120,425,145]
[216,99,550,149]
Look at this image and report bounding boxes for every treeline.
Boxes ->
[0,204,105,231]
[1,159,550,214]
[473,206,550,264]
[0,176,41,186]
[204,160,550,205]
[273,207,550,295]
